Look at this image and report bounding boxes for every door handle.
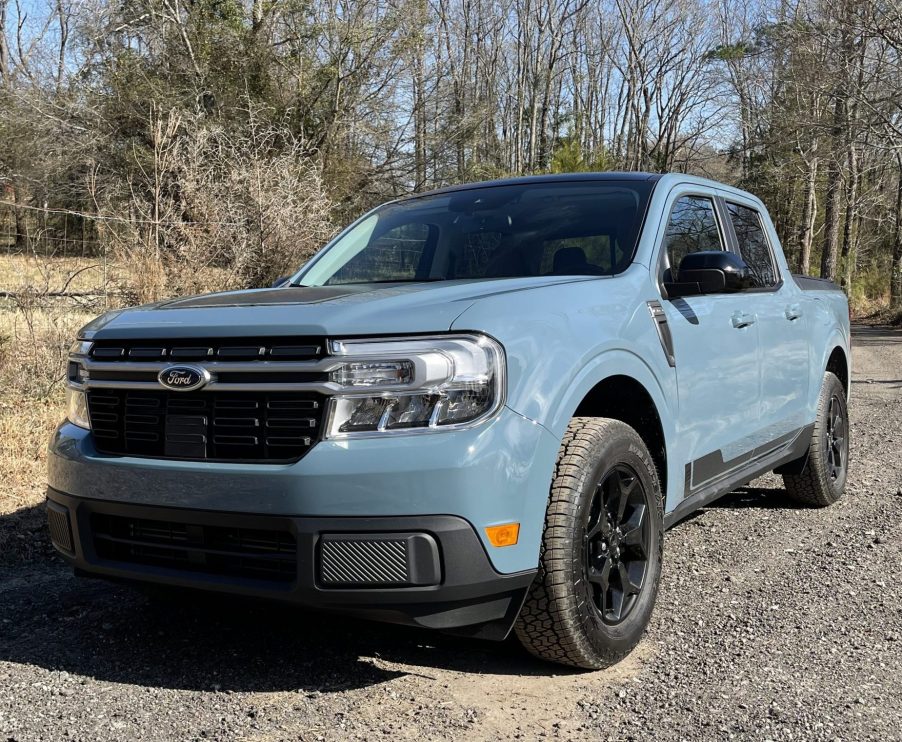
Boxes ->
[731,311,756,329]
[785,304,803,321]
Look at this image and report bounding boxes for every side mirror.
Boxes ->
[664,251,754,298]
[270,275,291,288]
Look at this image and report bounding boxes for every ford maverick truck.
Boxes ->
[47,173,850,669]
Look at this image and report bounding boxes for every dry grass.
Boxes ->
[0,252,124,296]
[0,254,115,515]
[0,250,243,516]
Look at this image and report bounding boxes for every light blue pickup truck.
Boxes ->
[48,173,850,669]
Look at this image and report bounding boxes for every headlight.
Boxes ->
[66,388,91,429]
[66,340,92,429]
[325,334,505,437]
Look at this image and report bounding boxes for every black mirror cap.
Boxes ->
[270,275,291,288]
[664,251,755,297]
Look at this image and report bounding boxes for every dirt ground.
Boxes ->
[1,324,900,741]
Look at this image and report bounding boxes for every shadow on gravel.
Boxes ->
[850,324,902,345]
[707,485,801,510]
[0,505,556,695]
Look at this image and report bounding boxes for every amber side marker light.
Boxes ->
[485,523,520,547]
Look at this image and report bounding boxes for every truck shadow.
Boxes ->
[0,504,563,695]
[706,485,801,510]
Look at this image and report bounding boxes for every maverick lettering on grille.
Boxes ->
[157,365,210,392]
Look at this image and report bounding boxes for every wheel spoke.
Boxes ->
[620,504,646,556]
[611,473,637,524]
[608,587,625,622]
[618,561,642,595]
[587,558,612,590]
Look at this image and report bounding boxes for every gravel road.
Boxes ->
[1,324,900,742]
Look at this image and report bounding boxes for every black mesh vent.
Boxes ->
[91,513,297,583]
[47,504,74,554]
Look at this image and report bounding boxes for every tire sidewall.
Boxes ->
[817,374,850,500]
[568,427,664,657]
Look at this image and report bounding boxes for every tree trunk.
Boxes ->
[840,141,859,291]
[11,183,28,251]
[820,98,845,281]
[413,19,427,190]
[891,156,902,310]
[798,153,818,275]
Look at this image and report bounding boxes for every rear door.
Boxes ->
[722,200,811,438]
[654,190,762,496]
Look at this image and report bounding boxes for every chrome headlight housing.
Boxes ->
[325,334,505,437]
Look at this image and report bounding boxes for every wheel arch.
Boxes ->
[572,375,669,503]
[826,345,849,396]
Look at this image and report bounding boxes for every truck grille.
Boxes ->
[91,513,297,583]
[87,390,324,462]
[89,338,322,362]
[78,336,331,463]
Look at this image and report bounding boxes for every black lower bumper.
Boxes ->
[46,488,534,640]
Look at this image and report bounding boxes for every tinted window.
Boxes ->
[539,235,620,275]
[663,196,723,280]
[297,181,654,285]
[728,203,777,287]
[328,223,432,283]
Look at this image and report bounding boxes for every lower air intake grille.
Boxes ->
[91,513,297,583]
[86,390,324,462]
[47,503,74,554]
[319,536,411,586]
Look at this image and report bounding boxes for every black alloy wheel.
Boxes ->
[824,393,847,483]
[583,465,650,625]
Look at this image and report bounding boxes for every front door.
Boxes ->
[655,193,762,497]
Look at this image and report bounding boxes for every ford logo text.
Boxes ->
[157,365,210,392]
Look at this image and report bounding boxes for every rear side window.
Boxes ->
[727,203,778,287]
[662,196,723,279]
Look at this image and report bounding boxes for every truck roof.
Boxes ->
[397,172,662,202]
[396,172,762,208]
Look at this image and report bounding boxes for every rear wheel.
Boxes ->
[782,372,849,507]
[514,417,663,669]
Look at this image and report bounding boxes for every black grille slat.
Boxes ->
[90,338,323,363]
[169,347,213,359]
[91,514,297,583]
[87,389,323,462]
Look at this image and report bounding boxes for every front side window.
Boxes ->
[296,181,654,285]
[727,203,778,287]
[662,196,724,281]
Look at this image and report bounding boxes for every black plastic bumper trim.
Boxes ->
[46,488,535,639]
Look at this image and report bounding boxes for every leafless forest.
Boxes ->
[1,0,902,307]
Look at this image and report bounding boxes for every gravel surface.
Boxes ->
[1,324,900,741]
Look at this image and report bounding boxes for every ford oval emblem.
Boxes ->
[157,365,210,392]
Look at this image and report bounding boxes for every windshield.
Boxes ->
[296,180,654,286]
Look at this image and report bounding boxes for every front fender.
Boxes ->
[451,276,682,510]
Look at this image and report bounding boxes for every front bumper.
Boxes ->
[46,488,535,639]
[47,406,561,574]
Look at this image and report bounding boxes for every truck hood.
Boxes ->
[79,277,600,340]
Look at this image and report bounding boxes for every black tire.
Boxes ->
[514,417,664,670]
[782,372,849,507]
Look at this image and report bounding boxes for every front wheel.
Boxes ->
[514,417,664,669]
